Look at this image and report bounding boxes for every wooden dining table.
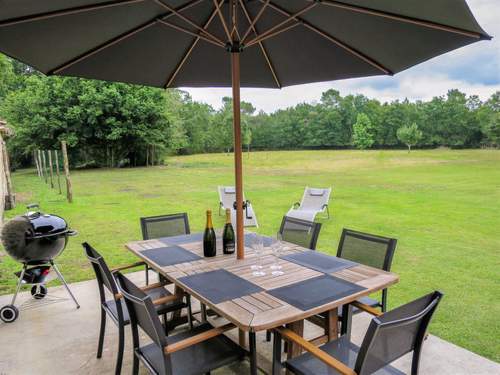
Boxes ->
[125,232,399,374]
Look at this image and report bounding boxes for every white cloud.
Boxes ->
[182,0,500,112]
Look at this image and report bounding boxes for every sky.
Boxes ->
[183,0,500,113]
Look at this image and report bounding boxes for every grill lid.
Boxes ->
[27,212,68,238]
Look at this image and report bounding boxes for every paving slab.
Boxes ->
[0,271,498,374]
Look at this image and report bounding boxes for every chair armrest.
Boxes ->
[322,203,328,209]
[111,261,146,273]
[164,322,236,354]
[293,202,301,209]
[275,327,356,375]
[351,301,383,317]
[152,294,185,306]
[114,281,169,300]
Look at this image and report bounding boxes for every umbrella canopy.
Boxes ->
[0,0,490,257]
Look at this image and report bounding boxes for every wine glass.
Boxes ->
[250,234,266,276]
[270,233,284,276]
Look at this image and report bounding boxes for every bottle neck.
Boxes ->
[206,211,213,229]
[225,209,231,224]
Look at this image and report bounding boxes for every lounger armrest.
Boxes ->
[164,322,236,354]
[351,301,383,317]
[275,328,357,375]
[111,261,146,273]
[322,203,328,209]
[293,202,301,208]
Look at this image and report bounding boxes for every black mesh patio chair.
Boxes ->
[83,242,192,375]
[278,216,322,250]
[337,229,397,312]
[115,271,245,375]
[273,291,443,375]
[309,229,397,341]
[140,213,190,285]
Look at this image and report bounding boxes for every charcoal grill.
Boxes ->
[0,204,80,323]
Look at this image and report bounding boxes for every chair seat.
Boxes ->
[104,286,186,325]
[318,296,381,320]
[285,335,404,375]
[137,323,244,375]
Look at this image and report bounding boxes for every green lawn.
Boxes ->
[1,149,499,362]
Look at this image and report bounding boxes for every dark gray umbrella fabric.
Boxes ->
[0,0,490,257]
[0,0,491,89]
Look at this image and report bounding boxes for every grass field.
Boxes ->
[1,149,499,361]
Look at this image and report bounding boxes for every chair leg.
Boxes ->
[341,304,353,339]
[97,308,106,358]
[145,264,149,285]
[249,331,257,375]
[201,303,208,322]
[266,330,271,342]
[132,353,139,375]
[272,330,282,375]
[187,295,194,329]
[163,313,168,335]
[115,324,125,375]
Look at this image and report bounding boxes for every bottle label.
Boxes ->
[224,242,235,254]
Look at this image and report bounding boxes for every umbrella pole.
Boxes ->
[231,51,244,259]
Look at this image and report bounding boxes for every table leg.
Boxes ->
[249,331,257,375]
[286,319,304,375]
[239,329,247,349]
[326,308,339,341]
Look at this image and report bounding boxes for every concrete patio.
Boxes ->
[0,271,498,375]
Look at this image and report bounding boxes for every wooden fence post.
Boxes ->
[48,149,54,189]
[61,141,73,203]
[38,150,44,181]
[55,150,62,194]
[41,150,47,184]
[34,150,41,178]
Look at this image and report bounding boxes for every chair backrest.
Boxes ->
[115,272,168,348]
[278,216,322,250]
[140,213,190,240]
[299,187,331,211]
[355,291,443,375]
[337,229,397,272]
[82,242,119,301]
[218,186,248,208]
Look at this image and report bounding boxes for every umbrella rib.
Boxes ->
[49,0,206,75]
[165,0,225,88]
[212,0,232,42]
[314,0,486,40]
[239,0,281,88]
[259,1,392,75]
[245,2,317,47]
[157,19,225,47]
[152,0,225,46]
[0,0,146,28]
[240,0,270,44]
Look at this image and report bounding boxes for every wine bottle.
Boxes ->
[203,210,216,257]
[223,209,235,255]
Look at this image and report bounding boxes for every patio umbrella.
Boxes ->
[0,0,490,259]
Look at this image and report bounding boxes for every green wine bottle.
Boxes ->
[203,210,216,257]
[223,209,235,255]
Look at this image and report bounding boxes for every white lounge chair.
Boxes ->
[286,187,332,222]
[218,186,259,227]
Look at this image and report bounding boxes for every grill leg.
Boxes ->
[11,265,27,306]
[51,261,80,308]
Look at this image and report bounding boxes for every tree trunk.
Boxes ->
[41,150,47,183]
[407,144,411,153]
[146,145,149,167]
[2,140,15,210]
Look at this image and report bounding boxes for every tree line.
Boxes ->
[0,54,498,169]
